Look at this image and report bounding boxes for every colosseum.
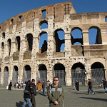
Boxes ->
[0,1,107,87]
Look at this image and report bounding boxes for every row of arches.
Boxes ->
[0,61,105,86]
[1,26,103,54]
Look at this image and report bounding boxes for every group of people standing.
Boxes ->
[22,79,36,107]
[75,79,107,94]
[22,77,64,107]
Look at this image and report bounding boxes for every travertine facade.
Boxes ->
[0,2,107,86]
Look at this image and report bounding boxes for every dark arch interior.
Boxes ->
[16,36,20,51]
[54,63,65,70]
[8,39,11,55]
[72,63,85,69]
[39,64,47,70]
[26,34,33,51]
[24,65,31,70]
[91,62,104,69]
[4,67,9,71]
[14,66,18,71]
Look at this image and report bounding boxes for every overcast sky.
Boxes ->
[0,0,107,23]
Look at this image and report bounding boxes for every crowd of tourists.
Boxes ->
[6,77,107,107]
[21,77,64,107]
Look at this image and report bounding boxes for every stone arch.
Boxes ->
[25,33,33,51]
[88,26,102,44]
[23,65,31,83]
[2,32,5,39]
[1,42,4,51]
[16,36,21,51]
[54,29,65,52]
[71,27,83,45]
[12,66,18,85]
[91,62,105,85]
[39,20,48,29]
[71,62,86,86]
[53,63,66,85]
[39,32,48,53]
[3,66,9,86]
[38,64,47,83]
[7,39,11,56]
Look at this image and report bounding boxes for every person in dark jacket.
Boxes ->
[75,80,79,91]
[47,77,64,107]
[30,79,36,107]
[22,80,32,107]
[8,81,12,90]
[88,79,95,94]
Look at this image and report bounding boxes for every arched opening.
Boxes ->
[16,36,20,51]
[71,27,83,45]
[26,34,33,51]
[2,32,5,39]
[42,9,46,18]
[39,32,48,53]
[4,66,9,86]
[53,63,66,85]
[54,29,65,52]
[91,62,105,85]
[71,62,86,86]
[7,39,11,56]
[38,64,47,83]
[88,26,102,44]
[23,65,31,83]
[40,20,48,29]
[1,42,4,51]
[12,66,18,85]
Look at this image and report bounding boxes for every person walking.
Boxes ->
[47,77,64,107]
[22,80,32,107]
[75,80,79,91]
[30,79,36,107]
[88,79,95,95]
[8,81,12,90]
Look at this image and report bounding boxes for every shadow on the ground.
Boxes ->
[16,101,23,107]
[80,97,107,102]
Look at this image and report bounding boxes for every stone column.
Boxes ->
[65,30,71,58]
[85,64,91,81]
[31,63,37,83]
[47,16,54,58]
[4,43,9,57]
[83,30,89,45]
[105,58,107,80]
[101,28,107,44]
[47,63,53,83]
[65,66,71,86]
[10,40,17,56]
[32,37,39,58]
[18,64,23,83]
[47,33,54,58]
[0,67,4,85]
[8,65,13,83]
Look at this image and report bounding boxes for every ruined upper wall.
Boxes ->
[0,2,75,31]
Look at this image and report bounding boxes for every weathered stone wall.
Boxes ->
[0,2,107,86]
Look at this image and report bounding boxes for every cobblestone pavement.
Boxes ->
[0,87,107,107]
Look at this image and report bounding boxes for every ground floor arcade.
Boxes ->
[0,61,106,86]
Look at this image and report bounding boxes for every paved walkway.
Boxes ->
[0,87,107,107]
